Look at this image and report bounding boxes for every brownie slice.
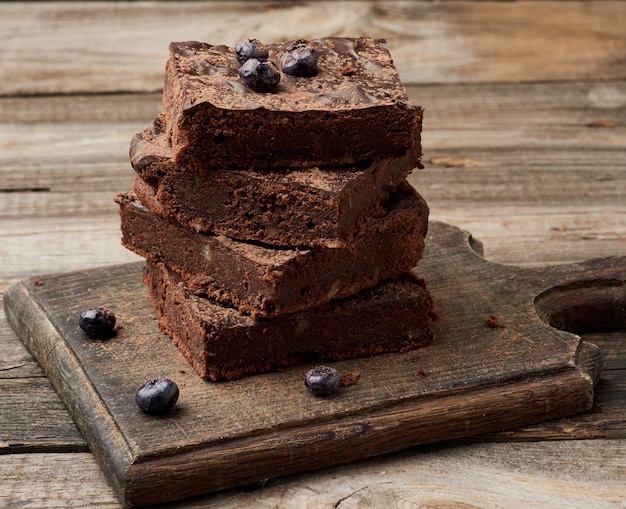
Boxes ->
[144,260,435,381]
[130,115,420,247]
[161,38,423,171]
[117,182,429,318]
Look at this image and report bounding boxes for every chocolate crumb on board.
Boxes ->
[486,315,506,329]
[587,119,619,128]
[340,371,361,387]
[340,65,357,76]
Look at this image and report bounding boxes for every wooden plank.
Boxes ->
[0,378,87,453]
[4,221,613,506]
[0,215,142,283]
[1,440,625,508]
[0,302,87,454]
[422,205,626,267]
[0,453,120,509]
[1,1,625,96]
[0,306,42,378]
[0,308,88,452]
[2,81,624,185]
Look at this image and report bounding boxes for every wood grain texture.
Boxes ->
[0,378,86,453]
[1,440,625,509]
[0,306,41,378]
[1,1,625,96]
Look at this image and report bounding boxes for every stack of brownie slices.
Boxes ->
[116,37,435,381]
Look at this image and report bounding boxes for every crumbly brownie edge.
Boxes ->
[117,184,428,318]
[129,109,420,247]
[171,105,421,172]
[132,163,419,248]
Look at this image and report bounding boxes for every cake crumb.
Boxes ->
[587,119,619,128]
[429,156,484,168]
[486,315,506,329]
[340,371,361,387]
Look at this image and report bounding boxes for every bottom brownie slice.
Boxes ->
[144,260,436,381]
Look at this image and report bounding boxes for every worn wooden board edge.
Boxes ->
[122,349,600,506]
[3,221,609,507]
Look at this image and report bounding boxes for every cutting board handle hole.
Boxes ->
[468,234,484,257]
[534,279,625,333]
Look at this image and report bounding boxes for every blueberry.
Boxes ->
[235,38,269,64]
[79,307,116,338]
[239,58,280,92]
[281,43,318,77]
[135,378,179,416]
[304,366,342,397]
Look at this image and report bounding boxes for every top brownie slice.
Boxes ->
[163,37,423,171]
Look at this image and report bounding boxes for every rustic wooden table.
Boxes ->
[1,2,625,507]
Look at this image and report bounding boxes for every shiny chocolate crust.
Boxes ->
[130,114,420,247]
[144,260,435,381]
[116,182,429,318]
[161,37,423,171]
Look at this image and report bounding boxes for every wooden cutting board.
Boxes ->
[4,221,622,507]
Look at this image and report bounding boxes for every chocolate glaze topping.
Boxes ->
[168,37,411,112]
